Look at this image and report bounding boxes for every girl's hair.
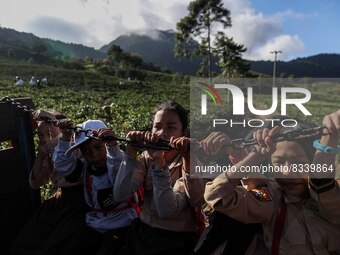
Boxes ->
[152,101,188,130]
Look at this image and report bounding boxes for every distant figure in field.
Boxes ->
[15,76,24,86]
[29,76,37,86]
[41,77,48,86]
[119,80,124,88]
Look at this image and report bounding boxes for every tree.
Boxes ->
[31,43,48,55]
[213,33,250,78]
[175,0,231,82]
[7,48,15,58]
[107,44,123,64]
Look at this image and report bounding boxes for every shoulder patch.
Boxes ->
[249,187,273,202]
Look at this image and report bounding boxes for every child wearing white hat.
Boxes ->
[53,119,137,255]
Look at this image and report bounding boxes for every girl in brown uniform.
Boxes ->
[114,101,206,255]
[204,110,340,255]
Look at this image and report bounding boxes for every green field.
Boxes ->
[0,60,190,199]
[1,62,339,199]
[0,60,190,137]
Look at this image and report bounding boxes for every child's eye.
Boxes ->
[167,126,177,130]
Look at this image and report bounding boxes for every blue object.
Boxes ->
[313,139,340,154]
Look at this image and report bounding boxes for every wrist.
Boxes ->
[313,139,340,154]
[245,150,268,166]
[229,148,247,164]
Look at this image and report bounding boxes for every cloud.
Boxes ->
[27,16,88,43]
[0,0,310,59]
[227,10,282,49]
[221,0,306,60]
[273,9,319,20]
[246,35,305,60]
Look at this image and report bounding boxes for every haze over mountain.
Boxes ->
[0,27,106,62]
[1,27,340,77]
[100,30,201,75]
[101,30,340,78]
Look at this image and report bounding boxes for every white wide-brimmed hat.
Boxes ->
[65,120,107,156]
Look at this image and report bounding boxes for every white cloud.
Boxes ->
[273,9,319,20]
[221,0,307,60]
[246,35,305,60]
[0,0,192,49]
[227,10,282,49]
[0,0,309,59]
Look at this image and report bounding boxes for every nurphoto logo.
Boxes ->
[199,82,312,128]
[201,83,311,116]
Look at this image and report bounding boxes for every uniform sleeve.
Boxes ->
[204,173,276,224]
[309,179,340,224]
[114,153,144,202]
[52,139,77,176]
[182,171,206,207]
[106,144,124,184]
[151,167,188,219]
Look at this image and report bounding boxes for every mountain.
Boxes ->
[101,30,340,77]
[42,38,106,60]
[0,27,106,62]
[2,27,340,77]
[250,54,340,78]
[100,30,202,74]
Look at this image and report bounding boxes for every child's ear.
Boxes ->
[183,128,189,137]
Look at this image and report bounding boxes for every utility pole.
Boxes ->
[270,50,282,87]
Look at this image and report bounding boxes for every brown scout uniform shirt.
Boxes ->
[131,153,205,232]
[204,174,340,255]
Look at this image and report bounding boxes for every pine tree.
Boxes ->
[175,0,231,82]
[213,32,250,78]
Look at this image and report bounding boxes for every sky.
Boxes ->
[0,0,339,61]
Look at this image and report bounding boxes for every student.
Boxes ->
[53,119,137,255]
[29,110,62,190]
[114,101,206,255]
[204,110,340,254]
[194,131,265,255]
[11,110,89,255]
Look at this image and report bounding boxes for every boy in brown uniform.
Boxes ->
[204,110,340,255]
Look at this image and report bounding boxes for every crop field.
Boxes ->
[0,62,339,199]
[0,66,190,138]
[0,61,190,199]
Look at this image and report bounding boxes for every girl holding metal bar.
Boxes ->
[114,101,206,255]
[204,110,340,255]
[11,110,89,255]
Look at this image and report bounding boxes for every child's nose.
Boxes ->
[157,129,168,139]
